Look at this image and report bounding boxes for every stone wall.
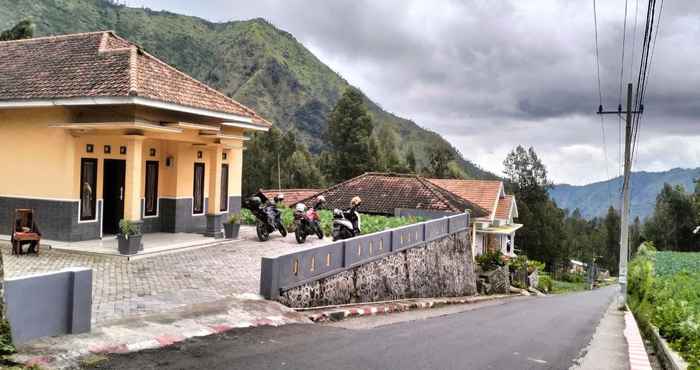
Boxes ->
[278,231,476,308]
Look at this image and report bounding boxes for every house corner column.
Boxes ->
[205,146,224,238]
[124,136,144,224]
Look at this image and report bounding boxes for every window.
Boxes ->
[80,158,97,221]
[144,161,159,216]
[220,164,229,212]
[193,163,205,214]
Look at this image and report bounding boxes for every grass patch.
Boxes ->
[550,280,587,294]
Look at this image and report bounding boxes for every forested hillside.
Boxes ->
[550,167,700,220]
[0,0,497,187]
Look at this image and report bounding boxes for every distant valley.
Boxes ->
[549,167,700,220]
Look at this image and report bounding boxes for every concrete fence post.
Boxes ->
[69,268,92,334]
[260,257,280,299]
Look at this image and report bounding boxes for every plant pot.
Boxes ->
[118,234,142,255]
[223,223,240,239]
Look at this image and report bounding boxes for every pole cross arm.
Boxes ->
[596,104,644,115]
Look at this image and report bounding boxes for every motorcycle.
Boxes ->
[293,202,324,244]
[331,207,361,241]
[244,194,287,241]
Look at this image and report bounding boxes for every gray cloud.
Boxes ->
[128,0,700,184]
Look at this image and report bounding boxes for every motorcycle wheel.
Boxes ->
[277,222,288,237]
[256,222,270,241]
[295,228,307,244]
[314,223,324,239]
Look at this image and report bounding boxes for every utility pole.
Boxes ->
[597,83,642,307]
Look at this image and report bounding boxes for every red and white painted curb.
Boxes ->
[624,309,653,370]
[24,316,291,368]
[305,295,513,322]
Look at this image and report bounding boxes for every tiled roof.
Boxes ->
[427,179,504,217]
[0,31,271,126]
[298,173,489,217]
[262,189,324,207]
[495,195,515,220]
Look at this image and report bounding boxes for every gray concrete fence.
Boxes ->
[260,213,469,299]
[4,267,92,343]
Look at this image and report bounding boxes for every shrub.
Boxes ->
[227,213,240,224]
[118,219,140,236]
[508,255,528,272]
[538,274,553,293]
[561,272,585,284]
[476,250,506,271]
[527,259,546,273]
[239,208,422,237]
[628,249,700,368]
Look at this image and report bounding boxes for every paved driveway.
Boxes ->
[2,226,330,326]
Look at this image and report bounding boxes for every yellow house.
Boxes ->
[0,31,270,241]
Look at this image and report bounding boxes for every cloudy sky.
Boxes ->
[127,0,699,185]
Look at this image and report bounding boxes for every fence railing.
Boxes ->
[260,212,469,299]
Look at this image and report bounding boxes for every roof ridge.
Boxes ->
[0,30,110,44]
[128,40,269,125]
[416,177,459,211]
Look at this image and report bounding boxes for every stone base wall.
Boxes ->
[278,231,476,308]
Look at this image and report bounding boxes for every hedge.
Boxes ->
[239,208,424,237]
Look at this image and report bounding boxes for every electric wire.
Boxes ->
[631,0,663,167]
[592,0,613,206]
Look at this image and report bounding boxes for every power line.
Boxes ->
[617,0,630,180]
[631,0,664,167]
[592,0,613,205]
[631,0,662,167]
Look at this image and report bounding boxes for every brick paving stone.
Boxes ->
[1,227,330,326]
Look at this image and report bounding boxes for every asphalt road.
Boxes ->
[91,286,618,370]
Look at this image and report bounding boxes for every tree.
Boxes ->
[323,87,374,183]
[242,127,325,195]
[503,145,550,203]
[406,148,417,174]
[503,146,565,272]
[629,217,643,256]
[0,19,34,41]
[373,124,403,172]
[643,183,699,251]
[426,146,454,178]
[600,207,621,274]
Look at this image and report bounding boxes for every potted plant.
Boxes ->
[223,214,241,239]
[118,219,141,255]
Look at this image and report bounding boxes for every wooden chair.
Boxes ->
[11,208,41,255]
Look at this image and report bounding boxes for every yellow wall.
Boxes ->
[0,106,250,220]
[0,108,76,199]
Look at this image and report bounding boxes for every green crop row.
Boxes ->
[239,208,424,237]
[628,244,700,368]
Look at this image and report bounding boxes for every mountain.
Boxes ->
[549,167,700,220]
[0,0,497,179]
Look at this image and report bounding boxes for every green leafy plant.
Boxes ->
[240,208,422,237]
[118,219,140,237]
[537,274,553,293]
[561,272,585,284]
[628,250,700,368]
[476,250,506,271]
[227,213,240,224]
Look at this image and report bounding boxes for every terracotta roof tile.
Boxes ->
[427,179,504,217]
[0,31,271,127]
[495,195,515,220]
[262,189,324,207]
[298,173,489,217]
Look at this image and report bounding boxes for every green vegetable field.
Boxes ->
[628,245,700,368]
[239,208,423,237]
